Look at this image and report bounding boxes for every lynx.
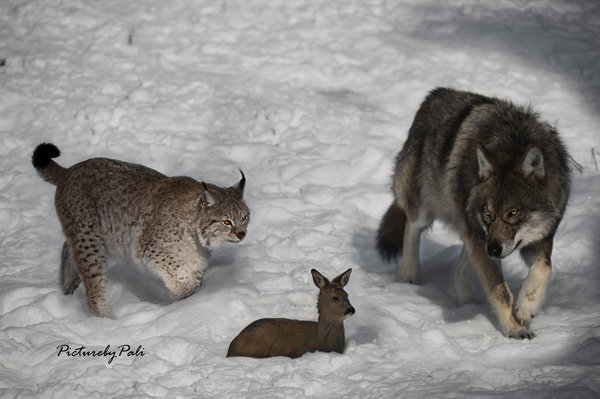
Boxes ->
[32,143,250,318]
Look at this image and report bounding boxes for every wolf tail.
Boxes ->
[32,143,65,185]
[376,201,406,263]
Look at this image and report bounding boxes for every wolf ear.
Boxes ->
[311,269,329,289]
[521,146,544,180]
[476,144,494,180]
[230,170,245,198]
[200,183,217,208]
[332,268,352,287]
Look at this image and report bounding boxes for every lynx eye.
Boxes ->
[222,220,232,226]
[242,215,248,223]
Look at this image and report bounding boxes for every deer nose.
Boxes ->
[345,306,355,316]
[237,231,246,240]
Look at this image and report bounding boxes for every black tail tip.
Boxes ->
[32,143,60,169]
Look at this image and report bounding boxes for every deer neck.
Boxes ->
[316,316,345,352]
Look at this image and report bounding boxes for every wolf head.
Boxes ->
[467,144,560,260]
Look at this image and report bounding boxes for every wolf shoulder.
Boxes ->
[414,87,571,181]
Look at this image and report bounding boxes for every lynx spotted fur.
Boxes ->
[32,143,250,318]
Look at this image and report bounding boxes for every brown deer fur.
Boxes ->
[227,268,355,358]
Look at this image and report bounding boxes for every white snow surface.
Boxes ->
[1,0,600,397]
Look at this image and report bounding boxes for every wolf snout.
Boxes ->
[486,242,503,259]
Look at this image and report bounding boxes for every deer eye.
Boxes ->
[332,296,340,301]
[222,220,232,226]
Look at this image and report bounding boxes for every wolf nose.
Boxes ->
[237,231,246,240]
[487,242,502,258]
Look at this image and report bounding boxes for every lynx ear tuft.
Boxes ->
[231,170,246,198]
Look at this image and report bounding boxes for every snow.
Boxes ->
[1,0,600,397]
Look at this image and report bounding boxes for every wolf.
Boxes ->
[32,143,250,318]
[376,88,571,339]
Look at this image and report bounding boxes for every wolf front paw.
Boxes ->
[506,325,535,340]
[515,306,536,325]
[515,294,541,325]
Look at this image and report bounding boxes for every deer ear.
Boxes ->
[230,170,245,198]
[311,269,329,289]
[200,183,216,208]
[333,268,352,287]
[521,146,544,180]
[476,144,494,181]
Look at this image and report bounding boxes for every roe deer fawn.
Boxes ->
[227,268,355,358]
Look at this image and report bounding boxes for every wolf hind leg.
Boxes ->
[452,246,478,304]
[397,212,429,284]
[61,241,81,294]
[516,240,553,324]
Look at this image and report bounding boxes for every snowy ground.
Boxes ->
[1,0,600,397]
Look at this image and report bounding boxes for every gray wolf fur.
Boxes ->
[33,143,249,318]
[377,88,571,339]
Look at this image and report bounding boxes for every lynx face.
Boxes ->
[198,180,250,249]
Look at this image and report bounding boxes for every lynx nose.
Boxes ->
[487,242,502,259]
[236,231,246,240]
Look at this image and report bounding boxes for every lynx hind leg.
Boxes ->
[61,241,81,294]
[62,208,113,318]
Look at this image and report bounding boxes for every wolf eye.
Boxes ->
[509,209,519,216]
[482,207,491,217]
[222,220,232,226]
